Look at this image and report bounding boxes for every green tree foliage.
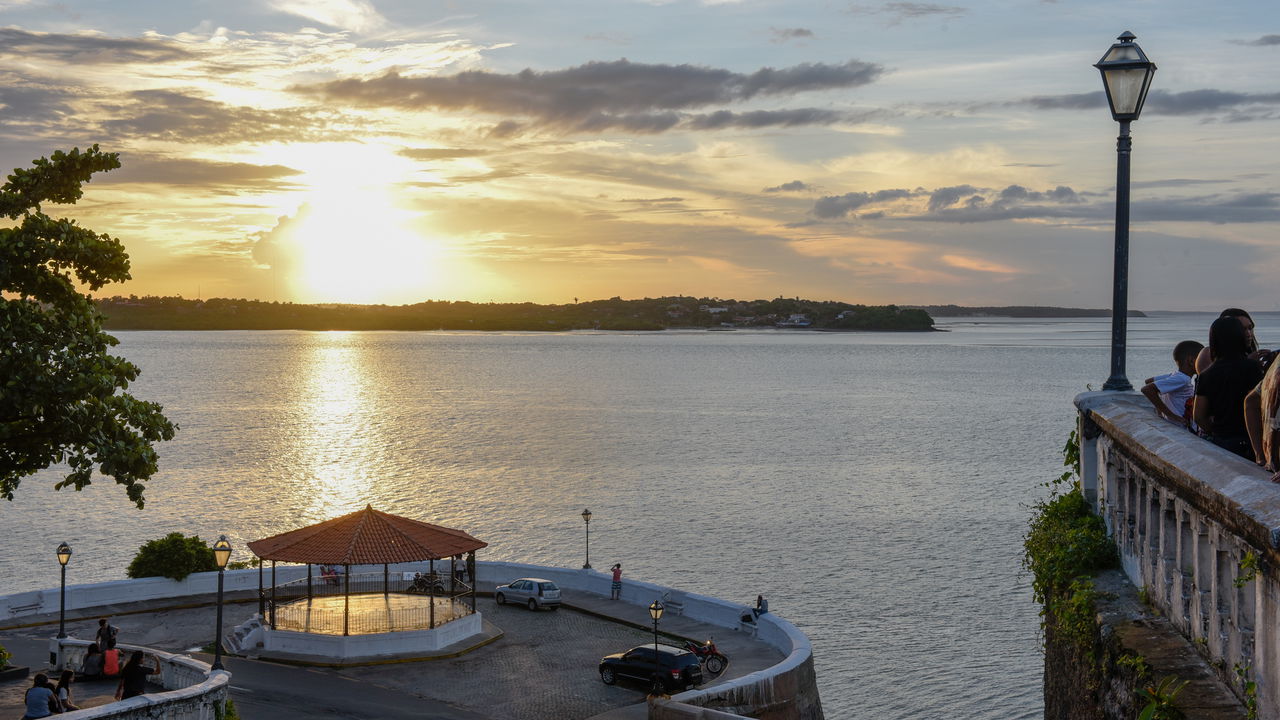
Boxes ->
[0,146,176,507]
[0,641,11,669]
[127,532,218,581]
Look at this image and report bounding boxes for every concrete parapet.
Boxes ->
[1077,391,1280,718]
[47,638,229,719]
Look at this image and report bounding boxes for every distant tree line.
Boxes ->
[94,295,937,332]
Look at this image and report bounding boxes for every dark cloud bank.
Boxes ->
[0,28,193,64]
[811,182,1280,224]
[298,58,883,135]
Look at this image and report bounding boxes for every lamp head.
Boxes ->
[581,508,592,523]
[56,542,72,567]
[1094,31,1157,122]
[212,535,232,570]
[649,599,664,621]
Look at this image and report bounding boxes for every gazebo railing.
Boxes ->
[262,569,477,633]
[270,596,476,635]
[269,571,472,600]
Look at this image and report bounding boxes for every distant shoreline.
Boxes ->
[913,305,1147,318]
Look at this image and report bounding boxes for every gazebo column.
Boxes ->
[270,561,277,628]
[429,558,436,629]
[343,563,350,636]
[307,563,312,599]
[257,560,264,617]
[383,563,389,597]
[468,551,476,612]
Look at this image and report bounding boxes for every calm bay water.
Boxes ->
[1,312,1259,718]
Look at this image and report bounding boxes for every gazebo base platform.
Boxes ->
[251,617,502,666]
[244,594,496,665]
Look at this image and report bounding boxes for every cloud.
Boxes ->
[1242,35,1280,46]
[764,180,811,193]
[770,27,815,43]
[298,58,883,134]
[927,184,981,211]
[811,183,1091,222]
[1016,89,1280,118]
[251,206,309,270]
[95,156,302,190]
[849,2,967,23]
[398,147,489,160]
[267,0,385,32]
[684,108,848,130]
[0,86,74,122]
[1131,178,1233,189]
[813,188,916,218]
[99,89,334,144]
[0,28,193,64]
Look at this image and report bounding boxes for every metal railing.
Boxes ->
[271,597,475,635]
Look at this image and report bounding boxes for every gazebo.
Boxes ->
[247,505,488,640]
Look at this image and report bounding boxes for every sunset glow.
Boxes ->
[1,2,1277,309]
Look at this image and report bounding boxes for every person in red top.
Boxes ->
[610,564,622,600]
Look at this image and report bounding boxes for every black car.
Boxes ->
[599,644,704,694]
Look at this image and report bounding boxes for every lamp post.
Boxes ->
[56,542,72,639]
[649,599,664,657]
[1095,31,1156,392]
[581,508,592,569]
[211,535,232,671]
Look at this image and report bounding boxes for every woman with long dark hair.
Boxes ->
[114,650,160,700]
[1195,316,1264,459]
[55,669,79,711]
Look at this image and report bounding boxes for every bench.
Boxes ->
[661,590,686,616]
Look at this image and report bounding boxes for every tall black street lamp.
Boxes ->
[1095,31,1156,391]
[211,535,232,671]
[649,599,664,657]
[56,542,72,639]
[581,508,592,569]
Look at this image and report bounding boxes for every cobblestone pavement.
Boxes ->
[338,602,663,720]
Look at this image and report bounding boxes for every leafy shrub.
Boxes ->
[0,641,11,668]
[126,532,218,581]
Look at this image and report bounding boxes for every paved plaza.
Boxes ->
[1,587,783,719]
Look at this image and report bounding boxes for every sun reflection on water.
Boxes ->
[294,332,377,518]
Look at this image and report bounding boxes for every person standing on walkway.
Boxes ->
[96,617,118,651]
[610,564,622,600]
[115,651,160,700]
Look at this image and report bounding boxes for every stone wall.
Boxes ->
[1075,391,1279,718]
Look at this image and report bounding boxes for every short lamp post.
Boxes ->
[581,508,593,569]
[649,600,664,657]
[56,542,72,639]
[212,535,232,671]
[1095,31,1156,392]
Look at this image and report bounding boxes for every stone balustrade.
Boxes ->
[47,638,229,720]
[1077,391,1280,719]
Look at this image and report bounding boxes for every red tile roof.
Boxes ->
[246,505,488,564]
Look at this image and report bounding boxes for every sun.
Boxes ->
[289,188,442,305]
[259,144,452,305]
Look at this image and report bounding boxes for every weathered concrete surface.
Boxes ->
[1044,570,1245,720]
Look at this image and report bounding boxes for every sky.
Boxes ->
[1,0,1279,309]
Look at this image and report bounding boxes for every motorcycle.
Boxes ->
[683,637,727,675]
